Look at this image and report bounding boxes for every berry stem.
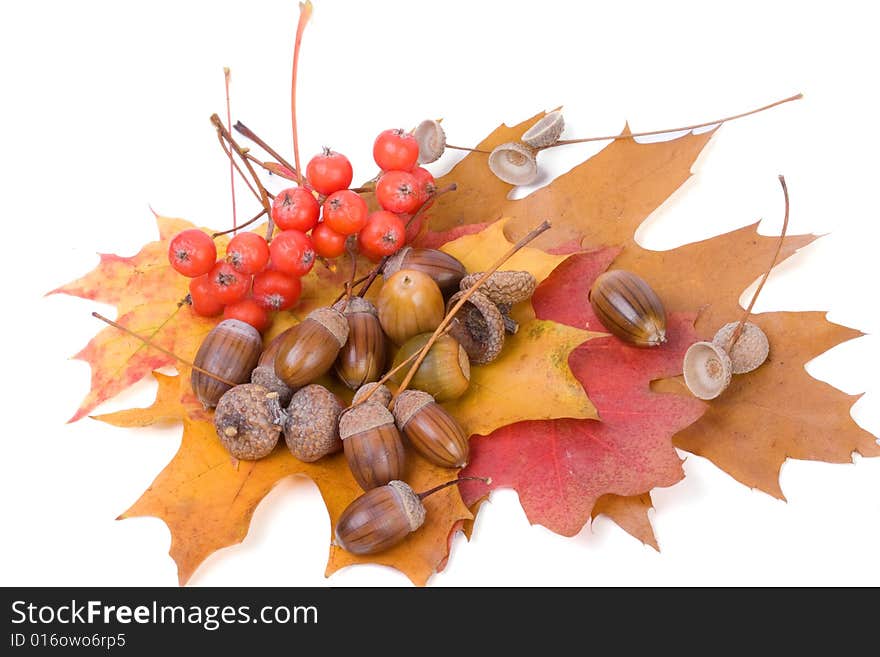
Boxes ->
[391,219,552,404]
[234,120,301,183]
[417,476,492,500]
[211,208,267,238]
[91,312,238,387]
[547,93,803,149]
[725,175,791,351]
[290,1,312,187]
[216,138,265,205]
[224,67,237,234]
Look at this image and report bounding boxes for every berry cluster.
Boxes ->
[168,127,437,332]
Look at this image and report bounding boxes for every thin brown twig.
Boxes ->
[416,476,492,500]
[91,312,238,387]
[216,137,264,205]
[211,208,267,238]
[726,175,791,350]
[234,121,299,179]
[224,67,237,234]
[391,219,552,406]
[291,2,312,186]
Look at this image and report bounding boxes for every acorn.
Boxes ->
[589,270,667,347]
[352,382,392,407]
[521,110,565,148]
[274,307,349,388]
[459,270,537,334]
[392,390,469,468]
[191,319,263,408]
[712,321,770,374]
[488,142,538,186]
[391,333,471,402]
[332,297,388,390]
[413,119,446,164]
[283,384,344,462]
[213,383,284,460]
[340,401,407,491]
[384,247,467,297]
[683,341,732,400]
[335,477,489,555]
[250,327,295,406]
[376,269,445,345]
[446,289,505,364]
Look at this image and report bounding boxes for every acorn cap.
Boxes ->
[391,389,435,429]
[683,341,733,400]
[459,270,537,306]
[387,480,426,532]
[521,110,565,148]
[283,384,344,462]
[214,383,284,460]
[488,142,538,186]
[332,296,378,317]
[307,307,349,347]
[250,364,293,406]
[413,119,446,164]
[712,321,770,374]
[352,382,392,407]
[446,290,505,364]
[339,401,395,440]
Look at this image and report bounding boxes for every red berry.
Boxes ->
[169,229,216,278]
[188,274,224,317]
[306,149,353,195]
[271,187,320,232]
[269,230,315,277]
[373,128,419,172]
[358,211,407,258]
[206,261,251,305]
[375,170,421,214]
[411,166,436,206]
[226,232,270,275]
[223,296,270,332]
[252,269,302,311]
[311,222,348,259]
[322,189,368,235]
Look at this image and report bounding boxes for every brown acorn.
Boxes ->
[376,269,445,345]
[283,384,344,462]
[384,247,467,297]
[191,319,263,408]
[274,307,349,388]
[390,332,470,402]
[589,270,667,347]
[335,476,489,555]
[213,383,285,460]
[250,327,295,406]
[392,390,469,468]
[332,297,388,390]
[339,401,407,491]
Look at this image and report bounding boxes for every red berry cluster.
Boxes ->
[168,128,436,332]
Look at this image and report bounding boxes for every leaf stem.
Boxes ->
[91,312,238,387]
[390,219,552,405]
[726,175,791,350]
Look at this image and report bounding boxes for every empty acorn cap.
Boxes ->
[521,110,565,148]
[488,142,538,186]
[460,271,537,306]
[683,341,733,400]
[446,290,505,364]
[712,321,770,374]
[413,119,446,164]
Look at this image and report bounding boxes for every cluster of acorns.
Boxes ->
[188,245,537,555]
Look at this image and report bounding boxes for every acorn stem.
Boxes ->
[212,208,267,238]
[548,93,803,149]
[417,476,492,500]
[726,175,791,351]
[223,67,237,234]
[91,312,239,387]
[234,120,300,182]
[446,144,491,154]
[290,1,312,187]
[392,219,552,403]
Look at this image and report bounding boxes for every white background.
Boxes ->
[2,0,879,586]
